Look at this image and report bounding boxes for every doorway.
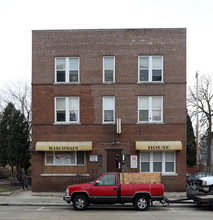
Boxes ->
[107,149,122,172]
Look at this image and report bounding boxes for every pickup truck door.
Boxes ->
[91,174,118,201]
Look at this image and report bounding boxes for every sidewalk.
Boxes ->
[0,190,67,206]
[0,189,187,206]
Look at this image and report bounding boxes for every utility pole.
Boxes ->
[196,71,199,167]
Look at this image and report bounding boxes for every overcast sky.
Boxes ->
[0,0,213,88]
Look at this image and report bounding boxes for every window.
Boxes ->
[153,152,162,172]
[103,96,115,123]
[56,98,66,122]
[138,56,163,82]
[98,174,116,186]
[138,96,163,123]
[140,151,175,173]
[56,58,66,82]
[45,151,85,166]
[55,97,79,123]
[141,152,150,172]
[55,57,80,83]
[103,57,115,83]
[165,151,175,172]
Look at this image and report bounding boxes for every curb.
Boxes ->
[32,192,64,197]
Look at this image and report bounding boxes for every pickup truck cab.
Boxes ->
[198,176,213,193]
[64,172,164,211]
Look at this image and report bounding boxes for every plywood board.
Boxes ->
[120,173,161,184]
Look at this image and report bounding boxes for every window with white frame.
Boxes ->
[153,152,162,172]
[55,97,79,123]
[138,56,163,82]
[140,151,175,173]
[55,57,80,83]
[138,96,163,123]
[103,56,115,83]
[45,151,85,165]
[141,152,150,172]
[103,96,115,123]
[165,151,175,172]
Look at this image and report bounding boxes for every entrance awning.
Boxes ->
[135,141,182,151]
[35,141,92,151]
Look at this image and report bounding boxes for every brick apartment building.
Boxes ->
[32,28,186,192]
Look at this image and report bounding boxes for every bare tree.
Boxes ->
[188,74,213,171]
[0,80,31,130]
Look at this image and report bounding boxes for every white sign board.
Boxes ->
[131,155,137,168]
[90,155,98,162]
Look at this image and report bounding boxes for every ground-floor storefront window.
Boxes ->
[45,151,85,166]
[140,151,176,174]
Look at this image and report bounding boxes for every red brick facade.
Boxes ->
[32,29,186,192]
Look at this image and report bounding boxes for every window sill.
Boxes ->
[40,173,89,177]
[140,172,177,176]
[137,81,164,84]
[102,82,116,84]
[162,173,178,176]
[54,122,81,125]
[102,122,115,125]
[137,122,164,125]
[45,164,85,167]
[54,82,80,85]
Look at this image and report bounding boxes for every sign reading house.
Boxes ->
[147,145,170,150]
[135,141,182,151]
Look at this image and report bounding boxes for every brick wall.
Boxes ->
[32,28,186,192]
[32,29,186,84]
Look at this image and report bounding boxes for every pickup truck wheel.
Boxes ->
[73,195,88,210]
[134,195,150,211]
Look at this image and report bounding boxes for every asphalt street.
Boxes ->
[0,204,213,220]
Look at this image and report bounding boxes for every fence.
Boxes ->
[199,165,213,173]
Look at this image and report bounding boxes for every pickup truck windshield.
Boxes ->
[90,174,103,184]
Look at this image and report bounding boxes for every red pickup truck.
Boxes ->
[63,172,164,211]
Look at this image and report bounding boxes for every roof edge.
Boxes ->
[32,28,187,32]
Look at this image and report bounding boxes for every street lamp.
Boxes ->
[195,71,199,167]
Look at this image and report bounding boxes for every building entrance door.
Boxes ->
[107,149,122,172]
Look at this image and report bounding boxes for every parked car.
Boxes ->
[186,173,213,191]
